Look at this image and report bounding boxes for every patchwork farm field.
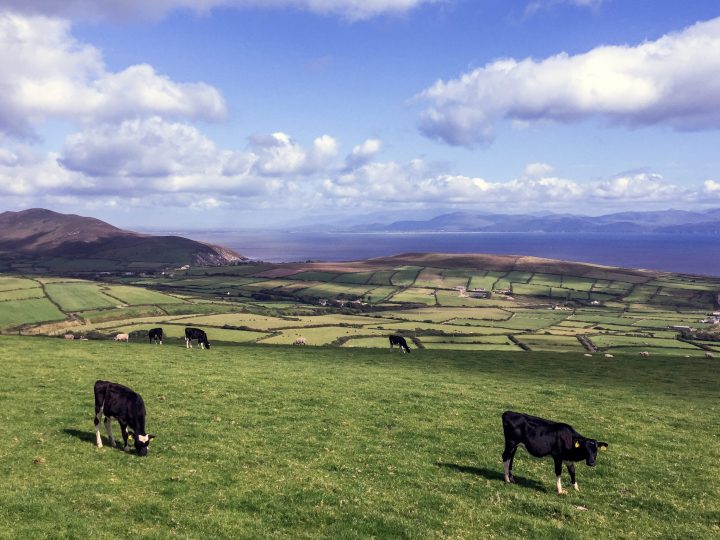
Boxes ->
[1,253,719,357]
[0,336,718,538]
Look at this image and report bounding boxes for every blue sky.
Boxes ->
[1,0,720,228]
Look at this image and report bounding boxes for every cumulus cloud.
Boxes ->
[345,138,382,168]
[249,132,338,176]
[0,12,226,137]
[323,159,583,206]
[418,17,720,146]
[703,180,720,194]
[0,0,437,22]
[0,146,86,195]
[590,171,685,201]
[60,117,224,178]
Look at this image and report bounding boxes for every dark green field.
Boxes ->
[1,336,718,538]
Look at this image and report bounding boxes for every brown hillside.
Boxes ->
[0,208,245,268]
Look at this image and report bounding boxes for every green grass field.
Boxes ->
[0,336,718,538]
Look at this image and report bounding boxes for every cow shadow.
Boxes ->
[63,428,130,453]
[435,462,547,492]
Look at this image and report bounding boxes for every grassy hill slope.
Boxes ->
[0,336,718,538]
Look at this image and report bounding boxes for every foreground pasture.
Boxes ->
[0,336,718,538]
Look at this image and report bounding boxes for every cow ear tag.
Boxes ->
[574,441,580,448]
[600,446,606,451]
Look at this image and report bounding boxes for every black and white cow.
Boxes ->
[389,335,410,353]
[501,410,608,495]
[185,327,210,349]
[148,327,163,345]
[94,380,154,456]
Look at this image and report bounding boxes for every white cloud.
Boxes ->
[0,146,85,195]
[0,0,437,22]
[524,162,555,178]
[346,138,382,168]
[418,17,720,146]
[703,180,720,193]
[60,117,223,178]
[0,12,226,137]
[526,0,603,16]
[323,159,583,206]
[250,132,338,176]
[590,172,684,201]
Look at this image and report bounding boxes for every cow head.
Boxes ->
[128,432,155,456]
[203,339,211,350]
[574,438,609,466]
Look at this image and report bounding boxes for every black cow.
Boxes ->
[501,411,608,495]
[148,327,163,345]
[389,335,410,353]
[185,327,210,349]
[94,380,154,456]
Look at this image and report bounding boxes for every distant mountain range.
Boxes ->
[0,208,244,270]
[340,208,720,234]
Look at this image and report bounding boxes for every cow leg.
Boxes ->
[554,457,567,495]
[104,416,116,447]
[186,337,191,349]
[567,462,579,491]
[94,406,103,448]
[120,422,130,452]
[200,342,205,350]
[502,442,518,483]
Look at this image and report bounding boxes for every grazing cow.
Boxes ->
[114,333,129,342]
[640,351,650,357]
[64,334,75,340]
[706,352,715,359]
[185,327,210,349]
[293,336,306,346]
[148,327,163,345]
[389,335,410,353]
[501,411,608,495]
[93,380,154,456]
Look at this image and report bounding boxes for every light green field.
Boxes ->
[0,298,67,328]
[421,342,521,351]
[589,334,699,351]
[420,335,514,344]
[468,272,504,291]
[295,283,373,299]
[390,266,423,287]
[1,336,718,538]
[515,334,586,353]
[390,288,437,305]
[435,290,495,307]
[0,287,47,301]
[102,285,185,305]
[413,267,446,288]
[78,306,168,323]
[0,276,41,291]
[44,283,119,311]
